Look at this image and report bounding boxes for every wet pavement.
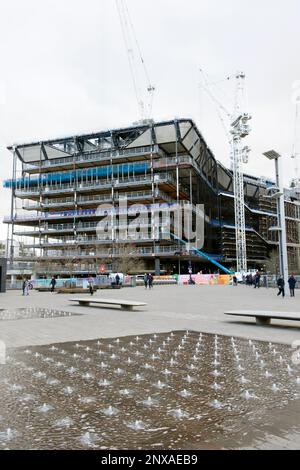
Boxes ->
[0,308,81,321]
[0,330,300,449]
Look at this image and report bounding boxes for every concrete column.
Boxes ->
[155,257,161,276]
[0,258,7,293]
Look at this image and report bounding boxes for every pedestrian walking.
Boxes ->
[50,276,57,293]
[144,273,148,289]
[23,279,30,296]
[88,276,94,296]
[22,279,27,296]
[115,274,120,286]
[254,271,261,288]
[288,274,297,297]
[277,276,285,298]
[148,273,153,289]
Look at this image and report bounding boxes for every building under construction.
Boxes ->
[3,118,300,277]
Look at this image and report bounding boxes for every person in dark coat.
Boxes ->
[277,276,285,297]
[50,277,57,293]
[288,274,297,297]
[88,276,94,296]
[22,279,27,296]
[254,271,261,288]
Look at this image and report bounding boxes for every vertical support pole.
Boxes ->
[155,257,160,276]
[150,123,156,262]
[189,168,193,205]
[39,145,42,267]
[73,138,78,277]
[147,124,160,276]
[110,131,115,272]
[7,148,17,263]
[175,120,181,269]
[188,168,193,265]
[275,157,289,287]
[0,258,7,293]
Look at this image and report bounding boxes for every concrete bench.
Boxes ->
[70,297,147,311]
[225,310,300,326]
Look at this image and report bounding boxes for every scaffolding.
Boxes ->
[3,118,300,277]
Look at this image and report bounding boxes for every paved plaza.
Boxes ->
[1,284,300,450]
[1,284,300,348]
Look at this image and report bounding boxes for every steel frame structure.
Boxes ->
[3,119,300,278]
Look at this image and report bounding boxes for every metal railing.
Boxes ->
[7,262,34,271]
[13,202,203,236]
[23,145,164,171]
[23,189,174,210]
[14,221,99,235]
[13,245,179,260]
[33,265,108,274]
[25,221,173,247]
[14,173,175,197]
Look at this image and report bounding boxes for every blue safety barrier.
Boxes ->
[3,162,149,188]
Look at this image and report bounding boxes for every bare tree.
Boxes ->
[265,249,279,275]
[111,243,145,274]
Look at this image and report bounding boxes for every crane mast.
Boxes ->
[199,70,251,273]
[291,81,300,189]
[230,72,251,274]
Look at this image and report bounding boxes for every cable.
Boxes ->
[115,0,155,120]
[115,0,143,117]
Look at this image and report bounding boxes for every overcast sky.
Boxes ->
[0,0,299,238]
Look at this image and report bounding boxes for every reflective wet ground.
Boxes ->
[0,330,299,449]
[0,308,81,321]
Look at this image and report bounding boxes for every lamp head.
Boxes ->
[263,150,281,160]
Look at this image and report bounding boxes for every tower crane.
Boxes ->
[199,70,251,273]
[231,72,251,273]
[291,81,300,189]
[115,0,155,121]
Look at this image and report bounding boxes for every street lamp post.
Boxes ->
[263,150,289,287]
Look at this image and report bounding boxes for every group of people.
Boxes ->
[22,277,56,295]
[144,273,154,289]
[241,270,298,298]
[277,274,297,298]
[21,271,298,298]
[22,279,33,296]
[245,271,261,288]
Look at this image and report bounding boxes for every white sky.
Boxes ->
[0,0,299,238]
